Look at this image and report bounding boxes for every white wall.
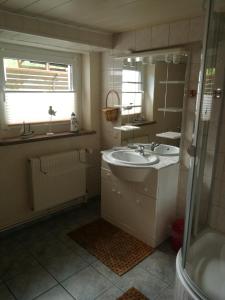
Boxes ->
[101,52,122,149]
[113,17,204,51]
[0,51,102,231]
[0,135,101,230]
[0,13,205,230]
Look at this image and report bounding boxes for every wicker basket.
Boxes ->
[102,107,119,121]
[102,90,120,122]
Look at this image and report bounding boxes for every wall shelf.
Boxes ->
[113,125,140,132]
[114,104,142,111]
[159,80,185,84]
[156,131,181,140]
[158,107,183,112]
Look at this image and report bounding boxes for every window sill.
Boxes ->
[8,120,70,127]
[0,130,96,146]
[123,121,156,127]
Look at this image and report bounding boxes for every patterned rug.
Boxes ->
[68,218,154,276]
[117,287,149,300]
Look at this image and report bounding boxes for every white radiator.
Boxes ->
[29,150,86,211]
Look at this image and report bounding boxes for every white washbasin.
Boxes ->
[151,144,179,156]
[102,149,159,182]
[110,150,159,165]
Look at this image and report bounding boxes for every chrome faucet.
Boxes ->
[136,145,145,156]
[150,142,159,151]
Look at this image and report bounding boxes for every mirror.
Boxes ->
[113,49,189,147]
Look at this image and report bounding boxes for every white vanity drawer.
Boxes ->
[101,167,112,179]
[135,173,157,197]
[101,159,110,170]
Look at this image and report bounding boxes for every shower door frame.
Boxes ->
[181,0,212,269]
[181,0,225,298]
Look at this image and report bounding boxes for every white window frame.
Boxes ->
[121,67,144,116]
[0,43,82,126]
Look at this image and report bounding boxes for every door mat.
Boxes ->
[117,287,149,300]
[68,218,154,276]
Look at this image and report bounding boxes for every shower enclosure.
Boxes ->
[175,0,225,299]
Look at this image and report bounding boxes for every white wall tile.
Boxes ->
[22,18,39,34]
[188,16,204,43]
[209,205,220,229]
[169,20,190,46]
[135,27,151,51]
[114,31,135,50]
[4,11,24,31]
[189,62,200,84]
[151,23,169,48]
[190,45,202,64]
[218,125,225,153]
[0,10,5,26]
[217,208,225,233]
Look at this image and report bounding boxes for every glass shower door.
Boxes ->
[182,0,225,299]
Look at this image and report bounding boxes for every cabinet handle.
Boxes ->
[117,191,121,195]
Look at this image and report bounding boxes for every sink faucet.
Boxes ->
[136,145,145,156]
[150,142,159,151]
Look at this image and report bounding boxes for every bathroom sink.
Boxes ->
[110,149,159,165]
[102,149,159,182]
[151,144,179,156]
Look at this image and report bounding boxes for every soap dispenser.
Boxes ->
[70,112,79,132]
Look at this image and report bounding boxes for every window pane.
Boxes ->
[122,93,142,115]
[4,58,72,91]
[122,83,142,92]
[122,93,142,106]
[122,69,141,82]
[122,69,142,115]
[5,92,75,124]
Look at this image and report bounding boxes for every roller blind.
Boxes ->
[3,58,76,124]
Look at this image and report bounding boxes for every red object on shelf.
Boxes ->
[171,218,185,252]
[189,89,197,97]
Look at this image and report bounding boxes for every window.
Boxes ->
[121,69,143,115]
[2,57,76,125]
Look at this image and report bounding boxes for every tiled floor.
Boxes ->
[0,199,177,300]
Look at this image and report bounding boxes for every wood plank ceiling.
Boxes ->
[0,0,202,33]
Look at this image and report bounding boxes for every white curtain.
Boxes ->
[0,83,7,130]
[0,56,8,130]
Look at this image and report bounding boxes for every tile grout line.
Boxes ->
[25,225,102,299]
[0,202,175,300]
[81,264,116,300]
[24,248,78,300]
[31,283,59,300]
[2,281,18,300]
[93,282,125,300]
[88,264,126,296]
[0,202,101,300]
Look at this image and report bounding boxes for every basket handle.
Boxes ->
[106,89,120,108]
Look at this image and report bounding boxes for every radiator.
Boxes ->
[29,150,86,211]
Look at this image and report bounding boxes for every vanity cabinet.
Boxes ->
[101,159,179,247]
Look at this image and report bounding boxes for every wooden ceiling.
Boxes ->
[0,0,203,33]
